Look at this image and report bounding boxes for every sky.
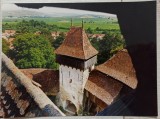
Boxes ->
[2,3,116,17]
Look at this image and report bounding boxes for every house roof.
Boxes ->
[5,30,16,34]
[1,53,65,118]
[96,49,138,89]
[88,34,105,39]
[21,69,59,95]
[55,27,98,60]
[85,70,123,105]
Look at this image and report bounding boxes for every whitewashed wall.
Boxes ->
[59,65,90,111]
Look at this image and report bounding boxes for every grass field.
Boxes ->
[3,17,120,32]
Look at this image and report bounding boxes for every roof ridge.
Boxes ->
[82,28,86,59]
[2,53,65,116]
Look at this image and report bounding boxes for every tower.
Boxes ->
[55,26,98,114]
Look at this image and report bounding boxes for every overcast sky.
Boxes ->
[2,3,116,17]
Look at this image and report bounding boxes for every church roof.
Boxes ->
[21,69,59,96]
[96,49,138,89]
[1,53,65,118]
[55,27,98,60]
[85,70,123,105]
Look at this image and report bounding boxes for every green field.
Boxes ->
[3,17,120,32]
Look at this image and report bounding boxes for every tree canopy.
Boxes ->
[3,20,58,34]
[52,32,65,49]
[90,32,126,64]
[13,33,58,69]
[2,39,10,55]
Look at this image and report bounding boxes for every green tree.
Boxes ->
[2,39,10,55]
[13,33,58,69]
[96,27,101,31]
[52,32,65,49]
[14,20,58,34]
[90,32,125,64]
[90,37,100,51]
[86,27,93,34]
[110,34,126,56]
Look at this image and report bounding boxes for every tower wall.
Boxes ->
[59,65,90,113]
[56,55,97,70]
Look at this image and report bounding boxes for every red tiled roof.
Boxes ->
[85,70,123,105]
[33,70,59,95]
[96,49,138,89]
[5,30,16,34]
[55,27,98,60]
[21,69,59,95]
[20,69,47,79]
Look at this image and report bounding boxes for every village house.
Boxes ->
[8,38,15,49]
[51,31,61,39]
[51,31,67,39]
[34,31,41,35]
[2,30,16,48]
[87,34,105,40]
[3,30,16,38]
[2,33,8,40]
[2,37,15,49]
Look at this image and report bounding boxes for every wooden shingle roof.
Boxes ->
[96,49,138,89]
[1,53,65,118]
[85,70,123,105]
[55,27,98,60]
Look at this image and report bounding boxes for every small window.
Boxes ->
[69,79,72,83]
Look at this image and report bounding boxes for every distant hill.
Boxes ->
[3,9,117,19]
[3,10,49,18]
[75,14,113,18]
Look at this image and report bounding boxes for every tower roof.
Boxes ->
[55,27,98,60]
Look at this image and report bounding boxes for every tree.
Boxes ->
[86,27,93,34]
[13,33,58,69]
[14,20,58,34]
[90,37,100,51]
[52,32,65,49]
[2,39,10,55]
[90,32,126,64]
[96,27,100,31]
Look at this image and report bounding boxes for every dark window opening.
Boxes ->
[69,79,72,83]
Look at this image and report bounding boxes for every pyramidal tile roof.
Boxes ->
[1,53,65,118]
[55,27,98,60]
[96,49,138,89]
